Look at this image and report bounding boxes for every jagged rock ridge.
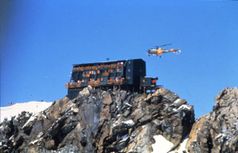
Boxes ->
[187,88,238,153]
[0,87,194,153]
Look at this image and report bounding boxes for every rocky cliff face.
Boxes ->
[1,87,237,153]
[187,88,238,153]
[0,87,194,153]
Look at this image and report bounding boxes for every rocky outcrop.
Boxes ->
[187,88,238,153]
[0,87,194,153]
[1,87,238,153]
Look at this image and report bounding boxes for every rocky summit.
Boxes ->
[0,87,237,153]
[187,88,238,153]
[0,87,194,153]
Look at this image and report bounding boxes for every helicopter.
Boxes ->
[147,44,181,57]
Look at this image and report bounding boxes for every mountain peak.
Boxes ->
[0,87,194,152]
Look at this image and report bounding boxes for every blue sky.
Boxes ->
[0,0,237,117]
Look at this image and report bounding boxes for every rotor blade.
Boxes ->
[158,43,172,47]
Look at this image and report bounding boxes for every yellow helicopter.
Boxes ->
[147,44,181,57]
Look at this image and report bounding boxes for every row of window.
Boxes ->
[73,62,124,72]
[72,68,124,81]
[67,77,125,88]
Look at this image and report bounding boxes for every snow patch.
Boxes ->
[22,115,37,128]
[178,104,192,111]
[176,138,188,153]
[152,135,174,153]
[0,101,52,122]
[152,135,188,153]
[122,119,135,127]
